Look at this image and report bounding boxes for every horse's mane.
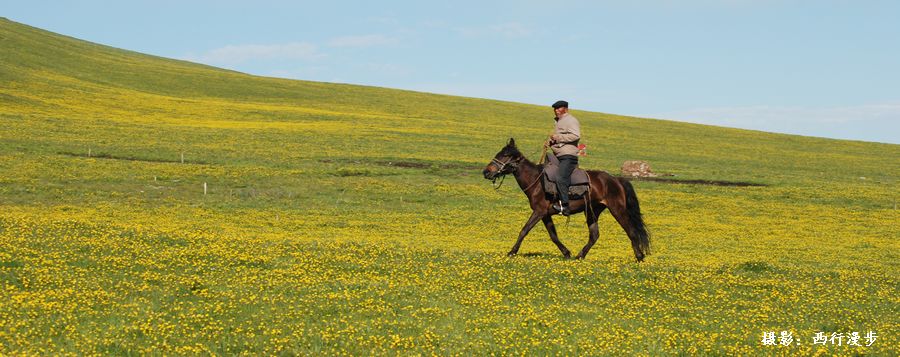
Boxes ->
[503,143,545,170]
[501,143,522,158]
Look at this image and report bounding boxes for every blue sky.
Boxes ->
[6,0,899,143]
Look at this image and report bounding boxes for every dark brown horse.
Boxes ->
[482,138,650,261]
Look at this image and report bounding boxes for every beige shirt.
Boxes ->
[551,113,581,156]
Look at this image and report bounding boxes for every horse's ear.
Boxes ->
[508,138,516,147]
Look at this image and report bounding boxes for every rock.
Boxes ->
[622,160,657,178]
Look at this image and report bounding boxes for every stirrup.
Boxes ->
[552,202,571,216]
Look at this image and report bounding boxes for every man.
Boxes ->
[547,100,581,216]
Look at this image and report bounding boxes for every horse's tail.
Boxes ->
[621,179,651,256]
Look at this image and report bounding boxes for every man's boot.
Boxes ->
[552,201,571,216]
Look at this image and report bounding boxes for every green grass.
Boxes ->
[1,17,898,355]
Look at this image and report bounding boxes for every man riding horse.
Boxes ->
[547,100,581,216]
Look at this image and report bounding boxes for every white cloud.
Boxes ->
[456,22,534,39]
[184,42,325,65]
[327,34,398,48]
[647,102,900,143]
[654,103,900,125]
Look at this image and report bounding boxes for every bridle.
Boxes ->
[490,156,521,175]
[488,156,521,189]
[488,155,541,192]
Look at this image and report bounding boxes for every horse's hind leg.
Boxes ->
[508,211,543,256]
[575,203,605,259]
[608,204,645,262]
[542,216,571,258]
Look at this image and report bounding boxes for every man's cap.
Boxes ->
[552,100,569,109]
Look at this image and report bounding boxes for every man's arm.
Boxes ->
[551,118,581,144]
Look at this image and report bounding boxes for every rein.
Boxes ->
[491,172,507,190]
[489,157,516,190]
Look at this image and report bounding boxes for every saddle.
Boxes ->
[542,153,590,198]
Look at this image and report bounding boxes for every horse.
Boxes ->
[482,138,651,261]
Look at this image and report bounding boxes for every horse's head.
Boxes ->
[483,138,524,180]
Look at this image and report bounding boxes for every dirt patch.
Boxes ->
[318,158,481,171]
[439,163,485,170]
[377,161,483,170]
[621,176,767,187]
[381,161,430,169]
[58,151,209,165]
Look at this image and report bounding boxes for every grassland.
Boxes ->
[1,18,898,355]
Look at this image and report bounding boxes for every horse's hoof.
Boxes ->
[507,252,517,257]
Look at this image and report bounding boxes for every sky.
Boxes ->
[5,0,900,144]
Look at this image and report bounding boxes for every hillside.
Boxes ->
[1,18,897,355]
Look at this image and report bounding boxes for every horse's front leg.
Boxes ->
[508,211,543,256]
[576,206,601,259]
[542,216,571,258]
